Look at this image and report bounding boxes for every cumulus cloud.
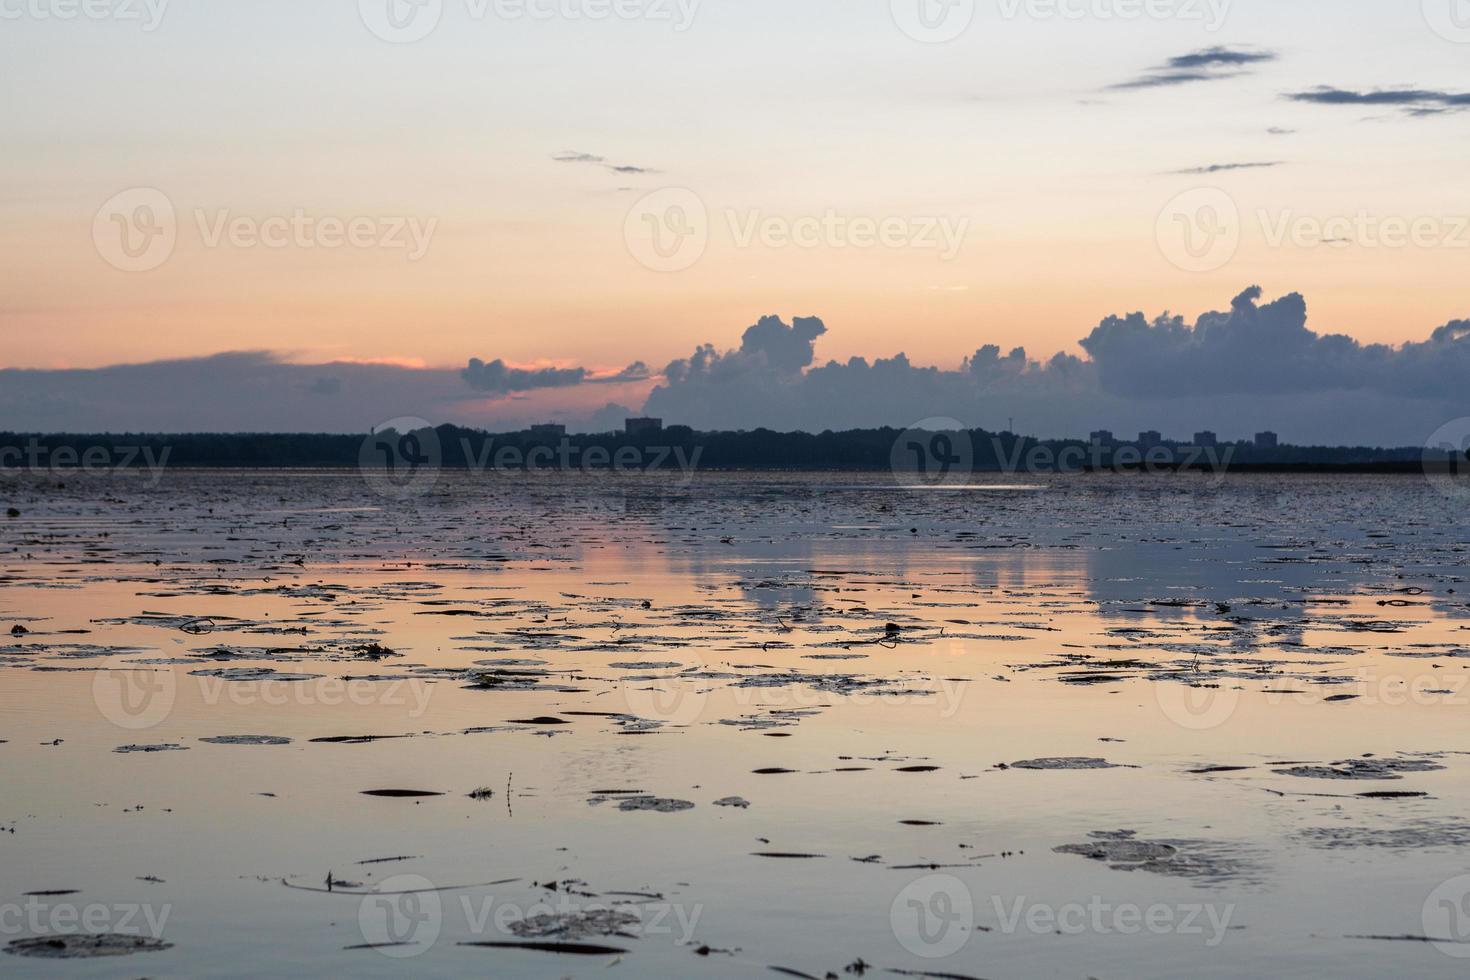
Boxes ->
[1113,46,1276,90]
[660,315,824,387]
[1083,286,1374,396]
[644,293,1470,444]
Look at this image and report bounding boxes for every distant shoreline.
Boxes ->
[2,426,1464,476]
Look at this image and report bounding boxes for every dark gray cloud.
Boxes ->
[1431,320,1470,344]
[644,292,1470,445]
[1286,87,1470,117]
[738,314,827,373]
[1112,70,1218,90]
[457,356,650,395]
[0,352,651,434]
[552,151,659,175]
[584,402,638,433]
[0,353,474,433]
[1075,285,1470,403]
[1169,48,1276,70]
[1113,46,1276,90]
[661,315,827,394]
[602,362,652,383]
[1169,161,1283,175]
[6,293,1468,445]
[461,358,588,394]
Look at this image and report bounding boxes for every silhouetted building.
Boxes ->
[529,423,566,438]
[625,417,664,437]
[1138,430,1163,449]
[1089,430,1115,447]
[1255,431,1279,449]
[1193,431,1218,448]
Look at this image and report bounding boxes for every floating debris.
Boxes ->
[1054,830,1255,883]
[1273,758,1446,781]
[114,744,188,754]
[5,934,173,959]
[199,735,292,746]
[1009,757,1118,770]
[360,789,444,798]
[508,908,641,940]
[459,940,629,955]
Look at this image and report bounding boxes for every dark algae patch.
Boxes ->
[5,934,174,959]
[360,789,445,798]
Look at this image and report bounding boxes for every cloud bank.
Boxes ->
[643,288,1470,445]
[3,289,1467,445]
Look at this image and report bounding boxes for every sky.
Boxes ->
[3,0,1470,442]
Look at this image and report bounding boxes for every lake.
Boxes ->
[2,470,1468,977]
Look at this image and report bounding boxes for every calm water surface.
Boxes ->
[2,471,1468,978]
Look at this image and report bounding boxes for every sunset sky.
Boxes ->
[3,1,1469,439]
